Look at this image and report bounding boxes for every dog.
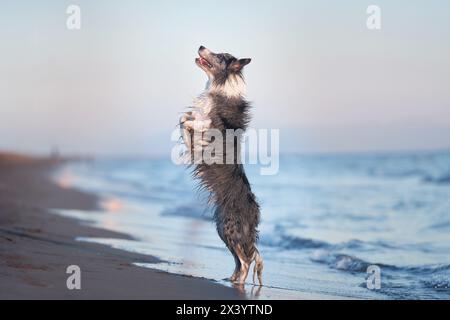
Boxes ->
[179,46,263,285]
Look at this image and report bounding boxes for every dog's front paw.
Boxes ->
[182,116,210,131]
[179,112,194,128]
[180,112,195,151]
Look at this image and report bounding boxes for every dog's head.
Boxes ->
[195,46,251,96]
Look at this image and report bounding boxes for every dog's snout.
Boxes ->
[199,45,205,51]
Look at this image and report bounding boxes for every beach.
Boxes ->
[2,151,449,300]
[0,153,243,299]
[48,152,450,300]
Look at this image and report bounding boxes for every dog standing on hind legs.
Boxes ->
[180,46,263,285]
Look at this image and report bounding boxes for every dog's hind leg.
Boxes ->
[229,251,241,282]
[233,244,250,285]
[252,247,264,286]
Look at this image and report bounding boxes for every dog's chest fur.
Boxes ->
[192,92,213,122]
[192,92,250,133]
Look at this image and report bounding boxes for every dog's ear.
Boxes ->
[229,58,251,72]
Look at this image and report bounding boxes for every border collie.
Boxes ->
[180,46,263,285]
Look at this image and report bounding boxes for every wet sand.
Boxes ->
[0,153,243,299]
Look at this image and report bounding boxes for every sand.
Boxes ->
[0,153,243,299]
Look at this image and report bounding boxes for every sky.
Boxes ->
[1,0,450,156]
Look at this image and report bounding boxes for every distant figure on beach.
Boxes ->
[180,46,263,285]
[50,146,60,160]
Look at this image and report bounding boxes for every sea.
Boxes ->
[53,150,450,299]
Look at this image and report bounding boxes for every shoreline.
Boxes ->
[0,153,243,299]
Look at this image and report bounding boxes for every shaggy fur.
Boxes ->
[180,46,263,285]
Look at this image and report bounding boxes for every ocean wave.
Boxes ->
[418,265,450,295]
[310,248,450,280]
[310,249,372,272]
[260,228,386,252]
[421,279,450,291]
[160,204,213,220]
[370,168,428,180]
[259,233,331,250]
[423,174,450,185]
[370,169,450,186]
[426,221,450,230]
[403,263,450,274]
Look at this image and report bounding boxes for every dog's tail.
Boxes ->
[252,247,264,286]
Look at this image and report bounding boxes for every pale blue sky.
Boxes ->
[1,0,450,155]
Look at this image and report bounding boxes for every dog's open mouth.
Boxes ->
[197,55,212,69]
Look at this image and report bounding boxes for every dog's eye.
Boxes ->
[217,54,225,61]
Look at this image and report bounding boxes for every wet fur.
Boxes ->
[196,92,260,259]
[181,47,263,285]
